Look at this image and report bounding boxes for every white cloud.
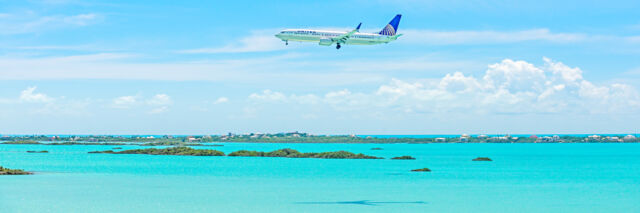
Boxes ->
[148,106,169,114]
[112,96,137,109]
[249,90,321,105]
[213,97,229,104]
[249,90,288,102]
[401,29,589,45]
[248,58,640,115]
[19,87,54,103]
[112,94,172,112]
[32,99,91,116]
[179,31,287,54]
[0,12,99,35]
[147,94,172,105]
[627,36,640,43]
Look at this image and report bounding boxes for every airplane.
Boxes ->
[275,14,402,49]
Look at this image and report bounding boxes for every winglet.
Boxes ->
[356,23,362,32]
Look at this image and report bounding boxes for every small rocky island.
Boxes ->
[89,147,225,156]
[0,166,33,175]
[411,168,431,172]
[228,148,383,159]
[472,157,492,161]
[371,147,383,150]
[391,156,416,160]
[26,150,49,153]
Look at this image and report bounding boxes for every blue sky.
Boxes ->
[1,0,640,134]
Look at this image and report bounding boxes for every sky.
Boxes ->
[1,0,640,135]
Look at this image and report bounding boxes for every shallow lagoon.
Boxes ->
[1,143,639,212]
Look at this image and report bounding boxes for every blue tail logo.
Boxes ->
[379,14,401,36]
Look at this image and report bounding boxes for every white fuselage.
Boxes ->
[275,29,397,46]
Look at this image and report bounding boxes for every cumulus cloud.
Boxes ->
[19,87,54,103]
[248,58,640,114]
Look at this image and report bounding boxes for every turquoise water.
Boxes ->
[1,143,639,212]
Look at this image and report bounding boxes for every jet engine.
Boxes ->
[319,38,333,46]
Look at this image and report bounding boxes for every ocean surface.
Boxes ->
[1,143,639,212]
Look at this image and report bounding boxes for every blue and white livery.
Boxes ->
[275,14,402,49]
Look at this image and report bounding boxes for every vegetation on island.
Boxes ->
[472,157,492,161]
[112,147,123,149]
[0,166,33,175]
[26,150,49,153]
[391,156,416,160]
[411,168,431,172]
[371,147,383,150]
[228,148,383,159]
[89,147,225,156]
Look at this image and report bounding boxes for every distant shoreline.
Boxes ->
[1,133,638,144]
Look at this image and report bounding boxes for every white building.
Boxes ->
[624,135,637,141]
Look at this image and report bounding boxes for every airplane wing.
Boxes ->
[332,23,361,44]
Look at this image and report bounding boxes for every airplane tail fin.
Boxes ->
[379,14,401,36]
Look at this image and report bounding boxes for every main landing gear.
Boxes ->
[336,43,341,49]
[285,40,288,45]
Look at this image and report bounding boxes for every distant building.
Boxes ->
[459,137,469,142]
[537,136,554,143]
[588,135,601,140]
[477,135,488,139]
[489,136,509,142]
[435,138,446,142]
[624,135,637,142]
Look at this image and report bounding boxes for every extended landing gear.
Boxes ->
[336,43,341,49]
[285,40,288,45]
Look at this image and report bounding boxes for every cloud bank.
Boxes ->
[249,58,640,115]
